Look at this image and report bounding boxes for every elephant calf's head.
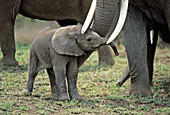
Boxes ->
[51,25,107,57]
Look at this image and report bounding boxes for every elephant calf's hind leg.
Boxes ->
[23,70,38,96]
[46,68,60,97]
[24,49,38,96]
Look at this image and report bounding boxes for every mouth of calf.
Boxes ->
[91,46,98,50]
[91,44,105,50]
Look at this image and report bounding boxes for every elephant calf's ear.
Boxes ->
[52,31,84,57]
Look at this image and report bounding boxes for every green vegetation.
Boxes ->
[0,15,169,114]
[0,43,169,114]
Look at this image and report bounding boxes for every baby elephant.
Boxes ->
[24,25,118,101]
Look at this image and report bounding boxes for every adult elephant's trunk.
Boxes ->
[107,0,129,44]
[92,0,120,37]
[82,0,129,41]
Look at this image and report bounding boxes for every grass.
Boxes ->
[0,44,169,114]
[0,15,169,114]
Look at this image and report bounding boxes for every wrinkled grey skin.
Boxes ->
[23,25,118,101]
[92,0,170,96]
[0,0,115,66]
[116,66,130,87]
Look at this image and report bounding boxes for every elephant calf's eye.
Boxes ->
[87,38,92,42]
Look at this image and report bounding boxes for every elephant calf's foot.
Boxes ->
[0,58,18,66]
[23,89,32,96]
[59,93,70,101]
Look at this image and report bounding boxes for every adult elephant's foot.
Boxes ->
[1,48,18,66]
[70,91,82,101]
[59,93,70,101]
[124,84,152,96]
[23,89,32,96]
[51,92,59,98]
[51,86,60,97]
[0,57,18,66]
[98,45,115,65]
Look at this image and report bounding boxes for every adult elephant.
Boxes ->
[0,0,115,66]
[88,0,169,96]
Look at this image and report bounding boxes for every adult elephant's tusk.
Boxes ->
[81,0,97,34]
[107,0,129,44]
[150,30,154,44]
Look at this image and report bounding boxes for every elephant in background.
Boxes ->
[89,0,169,96]
[0,0,115,66]
[24,25,119,101]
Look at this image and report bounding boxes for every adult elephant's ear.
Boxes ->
[51,26,85,57]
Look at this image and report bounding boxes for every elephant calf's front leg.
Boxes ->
[53,66,70,101]
[67,60,82,100]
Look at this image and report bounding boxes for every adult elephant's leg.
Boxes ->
[158,25,170,43]
[122,6,152,96]
[147,30,158,85]
[159,0,170,43]
[0,1,20,66]
[164,1,170,38]
[0,21,18,66]
[116,65,130,86]
[98,45,115,65]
